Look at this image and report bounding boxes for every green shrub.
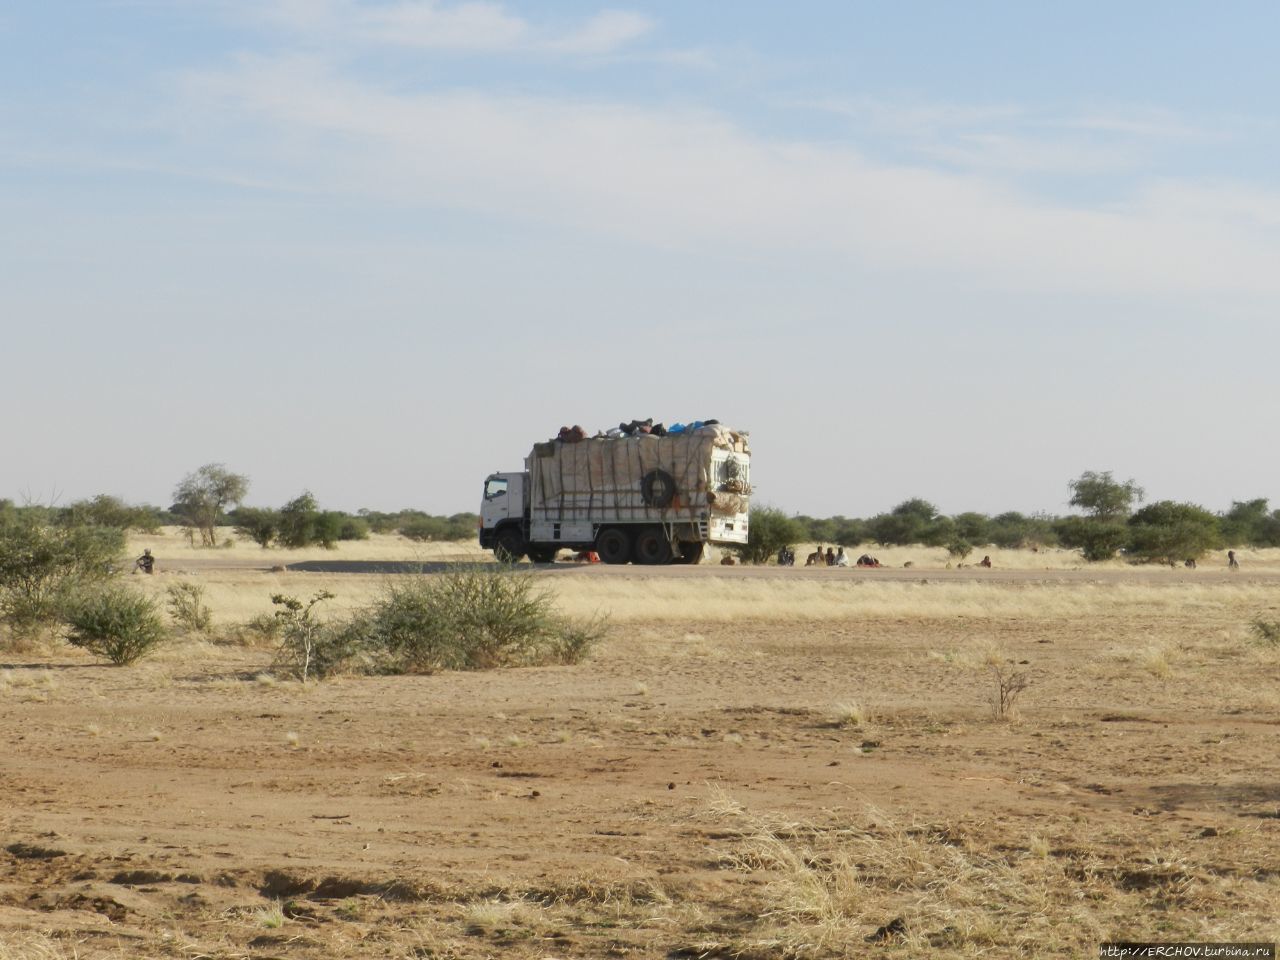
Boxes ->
[397,513,480,542]
[337,516,370,541]
[276,493,322,549]
[0,515,124,633]
[344,569,605,674]
[233,507,279,548]
[398,516,450,542]
[62,586,168,665]
[1126,501,1223,565]
[315,511,346,548]
[741,505,804,564]
[166,581,212,633]
[946,538,973,560]
[1054,516,1128,562]
[60,495,165,533]
[951,512,990,544]
[269,591,351,681]
[988,511,1057,549]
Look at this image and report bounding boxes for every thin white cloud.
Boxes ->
[920,133,1139,175]
[248,0,651,56]
[789,95,1228,178]
[544,10,653,55]
[183,55,1280,298]
[1052,109,1207,141]
[796,95,1027,136]
[357,1,529,52]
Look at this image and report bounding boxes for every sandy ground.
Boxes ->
[2,542,1280,957]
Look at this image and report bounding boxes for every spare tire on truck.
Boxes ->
[640,469,676,508]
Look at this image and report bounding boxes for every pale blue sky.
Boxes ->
[3,2,1279,517]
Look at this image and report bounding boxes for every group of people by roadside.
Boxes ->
[778,545,882,568]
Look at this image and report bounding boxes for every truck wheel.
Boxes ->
[634,528,673,565]
[596,528,632,565]
[527,546,558,564]
[495,528,526,563]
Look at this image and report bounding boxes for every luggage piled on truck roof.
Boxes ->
[550,417,748,453]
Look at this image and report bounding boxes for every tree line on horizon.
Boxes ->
[4,466,1277,565]
[752,471,1279,565]
[0,463,479,551]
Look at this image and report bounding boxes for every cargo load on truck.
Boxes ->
[479,419,751,565]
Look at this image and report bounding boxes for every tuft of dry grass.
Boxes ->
[0,934,80,960]
[832,701,868,727]
[255,900,286,929]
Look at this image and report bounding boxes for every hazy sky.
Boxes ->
[4,2,1279,518]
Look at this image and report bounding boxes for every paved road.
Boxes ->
[160,557,1280,585]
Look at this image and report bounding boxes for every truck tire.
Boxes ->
[640,469,677,508]
[596,527,632,565]
[527,546,558,564]
[495,527,526,563]
[634,527,673,565]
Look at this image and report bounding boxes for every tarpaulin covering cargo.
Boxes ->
[528,424,750,523]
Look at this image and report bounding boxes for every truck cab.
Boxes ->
[478,472,528,557]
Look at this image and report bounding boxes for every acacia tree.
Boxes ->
[172,464,249,547]
[1058,471,1144,561]
[1068,471,1144,520]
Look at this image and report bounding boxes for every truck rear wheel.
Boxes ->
[634,528,673,565]
[495,527,526,563]
[596,528,632,565]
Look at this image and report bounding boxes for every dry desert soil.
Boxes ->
[3,536,1279,958]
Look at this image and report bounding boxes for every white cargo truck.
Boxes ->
[479,424,751,564]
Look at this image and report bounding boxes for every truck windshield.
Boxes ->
[484,478,508,500]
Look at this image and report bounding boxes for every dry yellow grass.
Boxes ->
[548,577,1280,623]
[795,542,1280,572]
[117,550,1280,632]
[127,526,490,565]
[128,528,1280,573]
[701,786,1278,957]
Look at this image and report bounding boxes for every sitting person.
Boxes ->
[834,548,849,567]
[133,548,155,575]
[825,547,835,566]
[978,555,992,568]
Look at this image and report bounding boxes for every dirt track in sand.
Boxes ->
[3,569,1279,957]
